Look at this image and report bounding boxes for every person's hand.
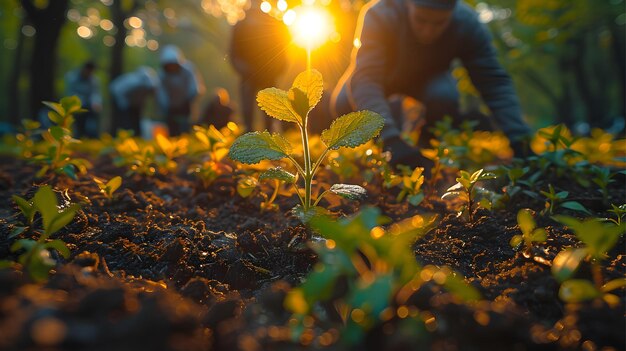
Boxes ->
[510,139,536,159]
[383,136,434,173]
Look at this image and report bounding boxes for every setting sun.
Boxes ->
[288,6,334,50]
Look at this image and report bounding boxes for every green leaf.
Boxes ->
[47,204,80,236]
[259,167,296,183]
[12,195,36,224]
[560,201,592,215]
[11,239,37,253]
[329,184,367,200]
[61,164,77,180]
[0,260,13,269]
[602,278,626,293]
[44,239,70,259]
[291,69,323,110]
[530,228,547,242]
[517,209,535,235]
[292,205,328,223]
[509,235,523,248]
[551,248,587,282]
[42,101,65,117]
[237,176,258,198]
[107,176,123,194]
[408,193,425,207]
[288,88,311,120]
[554,216,623,260]
[33,186,59,234]
[443,272,481,302]
[60,95,84,115]
[559,279,600,303]
[49,126,66,141]
[9,226,27,239]
[229,131,292,164]
[257,88,301,124]
[321,111,384,150]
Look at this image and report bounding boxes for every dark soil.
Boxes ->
[0,155,624,351]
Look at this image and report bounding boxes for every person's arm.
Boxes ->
[459,19,532,142]
[350,7,399,140]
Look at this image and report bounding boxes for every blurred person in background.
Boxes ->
[64,61,102,138]
[229,1,290,132]
[110,66,160,136]
[201,88,234,130]
[331,0,534,170]
[158,45,205,136]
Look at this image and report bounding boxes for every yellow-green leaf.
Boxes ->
[291,69,323,110]
[257,88,301,125]
[259,167,296,183]
[517,208,535,236]
[321,111,384,150]
[552,248,587,282]
[559,279,600,303]
[229,131,292,164]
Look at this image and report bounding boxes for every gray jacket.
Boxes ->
[348,0,531,141]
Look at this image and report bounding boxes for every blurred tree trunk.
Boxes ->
[7,17,26,125]
[109,0,141,80]
[571,36,607,128]
[608,22,625,117]
[20,0,68,119]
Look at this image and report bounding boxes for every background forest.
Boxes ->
[0,0,624,134]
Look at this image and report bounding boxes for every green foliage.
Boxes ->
[32,96,92,179]
[551,215,625,303]
[284,207,478,345]
[229,70,384,223]
[395,166,426,207]
[540,184,590,216]
[93,176,122,199]
[606,204,626,226]
[509,209,547,257]
[442,168,496,222]
[229,131,292,164]
[7,185,78,282]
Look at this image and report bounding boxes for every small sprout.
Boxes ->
[33,96,92,179]
[396,167,425,207]
[442,168,496,222]
[605,204,626,226]
[7,186,79,282]
[590,165,614,205]
[93,176,122,199]
[509,209,547,258]
[229,70,384,224]
[12,194,36,226]
[237,175,259,198]
[551,216,625,303]
[540,184,591,216]
[258,167,297,212]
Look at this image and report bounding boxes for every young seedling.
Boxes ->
[93,176,123,200]
[540,184,591,216]
[509,209,547,258]
[10,194,38,238]
[442,168,496,222]
[9,185,80,282]
[228,70,384,223]
[284,208,476,345]
[605,204,626,226]
[189,125,233,187]
[551,216,626,304]
[396,166,425,206]
[155,134,188,174]
[33,96,92,179]
[258,167,296,212]
[590,165,614,206]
